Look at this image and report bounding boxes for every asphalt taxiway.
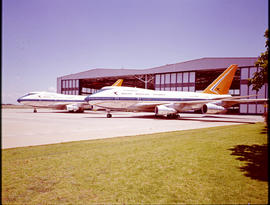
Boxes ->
[2,109,265,149]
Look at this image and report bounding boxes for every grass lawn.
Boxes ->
[2,123,268,204]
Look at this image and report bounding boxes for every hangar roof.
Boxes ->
[59,57,257,80]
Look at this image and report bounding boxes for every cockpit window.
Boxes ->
[95,87,114,94]
[20,93,37,98]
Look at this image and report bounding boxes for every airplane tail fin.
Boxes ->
[203,64,238,95]
[112,79,123,86]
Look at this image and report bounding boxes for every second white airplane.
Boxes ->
[17,79,123,113]
[85,64,267,118]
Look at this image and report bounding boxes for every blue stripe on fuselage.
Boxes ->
[85,96,207,102]
[18,99,85,102]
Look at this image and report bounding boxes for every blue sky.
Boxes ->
[2,0,268,104]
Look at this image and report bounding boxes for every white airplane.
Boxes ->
[85,65,267,118]
[17,79,123,113]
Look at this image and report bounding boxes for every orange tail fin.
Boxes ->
[203,64,238,95]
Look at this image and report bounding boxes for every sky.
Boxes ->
[2,0,268,104]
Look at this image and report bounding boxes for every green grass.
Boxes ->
[2,123,268,204]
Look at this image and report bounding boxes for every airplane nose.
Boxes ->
[84,96,90,102]
[17,98,21,103]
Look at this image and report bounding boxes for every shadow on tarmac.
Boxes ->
[83,113,257,124]
[17,110,260,124]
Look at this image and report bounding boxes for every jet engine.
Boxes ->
[196,103,226,114]
[205,103,226,114]
[66,104,84,113]
[155,105,177,116]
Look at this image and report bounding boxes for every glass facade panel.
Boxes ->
[257,104,265,114]
[241,68,249,79]
[240,84,248,96]
[165,74,170,84]
[171,73,176,83]
[155,75,160,84]
[240,104,247,113]
[161,74,165,85]
[177,73,182,83]
[248,104,256,113]
[177,87,182,91]
[189,86,195,92]
[257,84,265,98]
[189,72,195,82]
[183,87,188,91]
[249,85,256,99]
[183,72,189,83]
[249,67,257,78]
[170,87,176,91]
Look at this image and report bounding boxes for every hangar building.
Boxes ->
[57,57,268,114]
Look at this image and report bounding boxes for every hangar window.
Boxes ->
[177,73,182,83]
[161,74,165,85]
[183,72,189,83]
[249,67,257,78]
[189,86,195,92]
[177,87,182,91]
[189,72,195,82]
[257,104,265,114]
[258,84,266,98]
[240,84,248,96]
[171,87,176,91]
[241,68,249,79]
[155,75,160,84]
[248,104,256,113]
[62,81,66,88]
[171,73,176,83]
[72,80,75,88]
[240,104,247,113]
[165,74,170,84]
[183,87,189,91]
[249,84,256,99]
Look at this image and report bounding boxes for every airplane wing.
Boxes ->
[129,97,233,112]
[130,96,268,112]
[220,98,268,108]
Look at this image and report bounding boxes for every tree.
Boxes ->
[248,29,268,91]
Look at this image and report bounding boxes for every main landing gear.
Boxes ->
[33,108,37,113]
[166,113,181,119]
[106,110,112,118]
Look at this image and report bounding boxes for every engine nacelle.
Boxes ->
[205,103,226,114]
[197,103,226,114]
[66,104,81,112]
[155,105,177,116]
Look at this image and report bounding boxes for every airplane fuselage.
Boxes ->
[85,86,231,113]
[17,92,90,112]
